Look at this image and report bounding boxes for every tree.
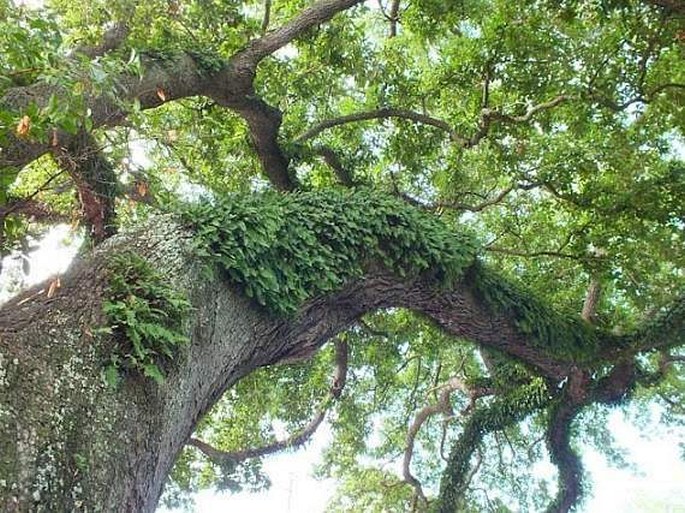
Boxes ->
[0,0,683,511]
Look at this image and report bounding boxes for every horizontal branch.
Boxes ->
[484,95,569,124]
[296,107,459,143]
[296,96,570,149]
[485,246,584,261]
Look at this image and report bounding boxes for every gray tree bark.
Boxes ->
[0,214,678,512]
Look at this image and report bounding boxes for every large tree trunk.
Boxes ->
[0,213,639,512]
[0,217,294,511]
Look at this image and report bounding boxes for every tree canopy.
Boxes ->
[0,0,684,512]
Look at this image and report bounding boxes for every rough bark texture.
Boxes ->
[0,215,678,512]
[0,216,533,511]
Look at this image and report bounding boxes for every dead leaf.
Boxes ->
[16,115,30,137]
[156,87,167,102]
[47,277,61,298]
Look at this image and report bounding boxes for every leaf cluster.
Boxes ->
[102,249,191,385]
[181,188,479,315]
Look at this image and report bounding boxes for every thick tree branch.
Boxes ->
[437,379,550,513]
[581,277,602,324]
[228,97,295,190]
[72,22,130,59]
[312,145,355,186]
[1,1,364,191]
[388,0,401,37]
[0,206,674,511]
[545,399,583,513]
[233,0,363,70]
[0,53,220,171]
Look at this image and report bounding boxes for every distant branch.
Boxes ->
[295,108,459,143]
[188,339,349,464]
[297,96,570,150]
[434,184,516,213]
[483,95,570,125]
[403,376,467,504]
[485,246,583,261]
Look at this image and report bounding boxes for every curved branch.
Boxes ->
[295,108,460,143]
[296,96,570,151]
[1,1,364,190]
[545,400,583,513]
[437,379,550,513]
[188,339,349,465]
[433,184,517,213]
[403,376,466,504]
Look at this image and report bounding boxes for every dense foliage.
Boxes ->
[1,0,683,511]
[182,188,477,314]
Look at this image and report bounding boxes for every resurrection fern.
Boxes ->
[103,250,191,385]
[181,188,479,316]
[471,263,608,361]
[438,377,550,513]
